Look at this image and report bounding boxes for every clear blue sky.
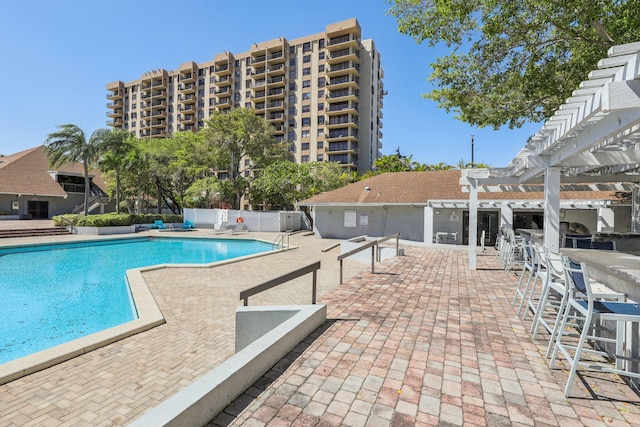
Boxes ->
[0,0,542,167]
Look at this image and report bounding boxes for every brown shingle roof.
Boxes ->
[0,146,106,197]
[299,170,627,205]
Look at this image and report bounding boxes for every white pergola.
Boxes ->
[462,41,640,269]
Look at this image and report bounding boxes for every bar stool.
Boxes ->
[550,257,639,396]
[512,240,536,316]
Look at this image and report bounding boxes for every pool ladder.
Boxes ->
[272,233,290,250]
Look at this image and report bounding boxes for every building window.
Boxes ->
[303,80,311,88]
[318,64,325,72]
[288,107,296,115]
[318,90,324,98]
[289,95,296,103]
[319,39,325,48]
[318,128,324,136]
[302,118,311,127]
[303,42,311,52]
[244,159,250,166]
[319,51,325,60]
[288,131,296,140]
[245,90,251,98]
[245,102,252,108]
[318,103,324,111]
[235,60,240,67]
[317,115,324,124]
[289,82,296,91]
[303,67,311,76]
[303,55,311,63]
[289,119,296,127]
[290,46,296,54]
[198,78,204,85]
[302,92,311,100]
[289,58,296,66]
[302,105,311,113]
[289,70,296,79]
[301,142,310,150]
[317,154,324,161]
[301,130,310,138]
[317,141,324,149]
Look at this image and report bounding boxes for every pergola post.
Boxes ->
[468,178,478,270]
[543,167,561,253]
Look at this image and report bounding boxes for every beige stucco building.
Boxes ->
[106,18,384,173]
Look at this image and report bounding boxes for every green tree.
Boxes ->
[97,128,134,214]
[457,159,491,169]
[202,108,289,209]
[388,0,640,129]
[251,161,353,210]
[428,162,454,171]
[44,124,106,216]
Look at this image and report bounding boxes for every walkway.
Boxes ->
[210,247,640,426]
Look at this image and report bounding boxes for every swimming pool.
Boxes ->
[0,237,273,365]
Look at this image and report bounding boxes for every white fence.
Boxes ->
[183,208,308,232]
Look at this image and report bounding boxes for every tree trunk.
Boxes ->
[83,163,90,216]
[115,170,121,214]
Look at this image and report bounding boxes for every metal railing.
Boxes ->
[272,233,290,250]
[337,233,400,284]
[240,261,321,306]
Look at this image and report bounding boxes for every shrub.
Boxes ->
[52,213,184,227]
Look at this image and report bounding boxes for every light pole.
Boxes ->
[471,134,475,168]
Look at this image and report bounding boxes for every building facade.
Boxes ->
[106,18,384,173]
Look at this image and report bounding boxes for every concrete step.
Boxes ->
[0,228,72,239]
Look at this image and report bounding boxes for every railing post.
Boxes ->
[371,245,375,273]
[312,270,317,304]
[396,234,399,256]
[340,259,343,284]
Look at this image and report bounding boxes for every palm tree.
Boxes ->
[97,128,133,214]
[44,124,104,216]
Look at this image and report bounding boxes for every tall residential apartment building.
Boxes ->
[106,18,384,172]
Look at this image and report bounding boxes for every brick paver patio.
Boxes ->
[210,247,640,426]
[1,228,639,426]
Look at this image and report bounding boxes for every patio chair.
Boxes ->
[211,221,228,234]
[512,239,536,316]
[590,240,616,250]
[550,257,635,396]
[150,219,167,229]
[182,220,195,229]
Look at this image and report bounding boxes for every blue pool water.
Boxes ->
[0,237,272,364]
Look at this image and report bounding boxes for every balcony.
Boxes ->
[141,93,151,100]
[214,64,231,76]
[151,100,166,108]
[180,115,196,124]
[215,98,231,107]
[268,76,285,87]
[326,114,359,128]
[151,110,166,117]
[106,109,123,118]
[252,67,266,77]
[326,128,358,142]
[179,83,196,94]
[267,50,284,63]
[327,141,358,153]
[106,118,123,126]
[179,104,196,113]
[328,88,359,102]
[268,112,285,122]
[266,88,285,99]
[267,63,285,75]
[106,100,123,109]
[327,75,360,90]
[251,55,266,65]
[214,87,230,96]
[254,102,266,110]
[141,82,152,90]
[151,79,166,89]
[180,93,196,104]
[151,119,166,128]
[253,90,266,98]
[180,72,195,83]
[327,48,360,64]
[326,101,359,115]
[327,34,359,49]
[150,129,166,137]
[106,90,123,100]
[266,100,284,110]
[215,75,231,86]
[326,61,360,77]
[273,124,285,134]
[152,90,166,98]
[253,79,267,89]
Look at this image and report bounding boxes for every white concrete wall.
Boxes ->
[183,208,307,232]
[311,205,424,241]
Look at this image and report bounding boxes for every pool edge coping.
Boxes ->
[0,235,297,386]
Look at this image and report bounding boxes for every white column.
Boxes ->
[597,207,615,232]
[424,206,434,244]
[468,179,478,270]
[500,204,513,230]
[543,167,561,253]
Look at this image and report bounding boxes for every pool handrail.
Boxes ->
[239,261,321,306]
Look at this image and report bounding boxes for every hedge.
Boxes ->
[53,213,184,227]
